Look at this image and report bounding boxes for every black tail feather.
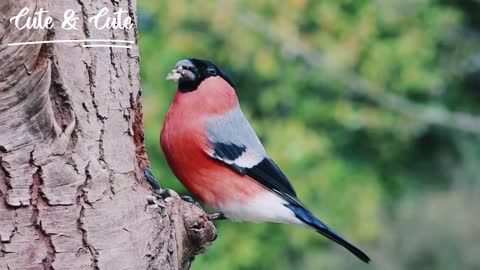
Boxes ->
[315,226,371,263]
[285,204,371,263]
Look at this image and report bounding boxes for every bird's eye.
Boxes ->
[207,66,217,76]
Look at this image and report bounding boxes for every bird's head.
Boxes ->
[166,58,234,93]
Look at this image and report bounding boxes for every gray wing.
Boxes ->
[204,107,298,199]
[205,107,266,169]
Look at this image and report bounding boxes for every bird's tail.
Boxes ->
[285,204,371,263]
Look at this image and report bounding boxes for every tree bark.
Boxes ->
[0,1,216,269]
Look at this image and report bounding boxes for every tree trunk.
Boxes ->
[0,1,216,269]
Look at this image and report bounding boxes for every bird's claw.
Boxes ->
[152,188,175,200]
[208,212,226,221]
[181,195,199,206]
[144,169,206,215]
[145,167,175,201]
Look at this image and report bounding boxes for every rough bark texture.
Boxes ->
[0,1,216,269]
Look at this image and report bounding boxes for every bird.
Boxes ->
[153,58,370,263]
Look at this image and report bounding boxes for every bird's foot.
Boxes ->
[181,195,201,206]
[144,168,161,190]
[152,188,177,200]
[144,168,179,201]
[207,212,226,221]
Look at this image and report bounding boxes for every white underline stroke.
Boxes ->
[82,44,132,48]
[7,39,135,46]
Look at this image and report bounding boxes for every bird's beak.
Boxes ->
[166,69,182,81]
[166,59,196,82]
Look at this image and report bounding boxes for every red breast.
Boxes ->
[160,77,265,208]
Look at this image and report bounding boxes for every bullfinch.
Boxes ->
[150,58,370,263]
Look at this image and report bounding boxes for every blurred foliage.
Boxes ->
[137,0,480,269]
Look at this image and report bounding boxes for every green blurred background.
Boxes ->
[137,1,480,269]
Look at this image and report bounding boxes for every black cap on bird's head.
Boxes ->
[166,58,234,92]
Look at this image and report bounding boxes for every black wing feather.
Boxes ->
[210,142,299,204]
[211,142,247,174]
[212,142,246,161]
[245,158,297,200]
